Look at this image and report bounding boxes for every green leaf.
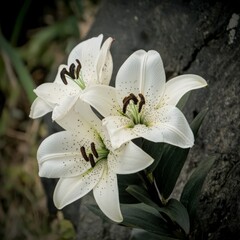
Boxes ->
[130,228,181,240]
[126,184,160,210]
[142,141,164,172]
[121,203,176,237]
[158,199,190,235]
[180,156,215,222]
[153,108,208,200]
[118,174,141,204]
[0,32,36,103]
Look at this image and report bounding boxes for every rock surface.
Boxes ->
[43,0,240,239]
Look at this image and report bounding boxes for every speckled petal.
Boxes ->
[108,141,154,174]
[135,106,194,148]
[57,100,102,132]
[96,37,114,85]
[93,167,123,222]
[29,97,53,119]
[67,34,103,86]
[116,50,165,108]
[52,93,79,121]
[53,160,105,209]
[37,131,99,178]
[159,74,208,107]
[34,82,78,105]
[81,85,120,117]
[102,116,138,149]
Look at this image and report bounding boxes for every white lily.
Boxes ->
[82,50,207,149]
[29,34,113,121]
[37,109,153,222]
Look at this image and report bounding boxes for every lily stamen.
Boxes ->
[69,63,76,79]
[76,59,81,79]
[89,153,96,168]
[122,93,139,114]
[91,142,99,158]
[138,93,145,113]
[80,146,89,162]
[60,68,69,85]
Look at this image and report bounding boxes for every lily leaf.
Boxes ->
[158,199,190,235]
[118,174,141,204]
[130,228,181,240]
[121,203,176,237]
[126,184,160,210]
[153,108,208,200]
[180,156,215,223]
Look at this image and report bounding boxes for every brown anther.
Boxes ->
[123,93,139,114]
[91,142,99,158]
[69,63,76,79]
[80,146,89,162]
[138,93,145,112]
[60,68,68,85]
[76,59,81,79]
[89,153,96,168]
[130,93,138,104]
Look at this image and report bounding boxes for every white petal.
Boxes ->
[160,74,208,107]
[135,106,194,148]
[52,93,79,121]
[53,160,105,209]
[34,82,78,105]
[108,141,154,174]
[37,131,99,177]
[96,37,114,85]
[116,50,165,107]
[93,167,123,222]
[81,85,120,117]
[68,34,103,86]
[29,97,53,118]
[103,116,139,149]
[57,100,102,132]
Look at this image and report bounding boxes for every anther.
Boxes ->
[130,93,138,104]
[89,153,96,168]
[91,142,99,158]
[60,68,68,85]
[138,93,145,112]
[80,146,89,162]
[123,93,139,114]
[69,63,76,79]
[76,59,81,79]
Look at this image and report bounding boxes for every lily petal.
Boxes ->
[34,82,78,105]
[135,106,194,148]
[96,37,114,85]
[53,160,105,209]
[93,168,123,222]
[57,100,102,132]
[102,115,139,149]
[108,141,154,174]
[29,97,53,118]
[81,85,120,117]
[52,93,79,121]
[116,50,165,107]
[160,74,208,107]
[37,131,98,177]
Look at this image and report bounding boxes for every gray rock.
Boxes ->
[42,0,240,239]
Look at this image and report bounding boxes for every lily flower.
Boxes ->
[29,34,113,121]
[82,50,207,149]
[37,109,154,222]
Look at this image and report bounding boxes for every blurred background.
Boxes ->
[0,0,100,239]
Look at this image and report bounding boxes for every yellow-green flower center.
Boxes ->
[80,142,109,168]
